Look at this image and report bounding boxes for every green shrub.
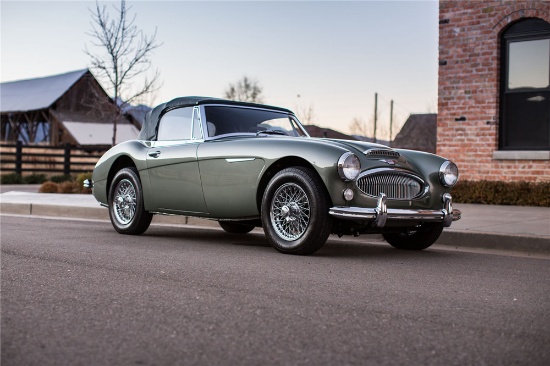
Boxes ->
[75,172,93,194]
[50,174,73,183]
[39,181,59,193]
[1,173,23,184]
[452,180,550,207]
[24,173,47,184]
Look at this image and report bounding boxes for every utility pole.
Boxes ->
[373,92,378,143]
[389,99,394,147]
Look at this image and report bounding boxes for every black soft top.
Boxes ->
[137,96,293,141]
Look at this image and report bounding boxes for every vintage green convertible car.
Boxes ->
[86,97,461,255]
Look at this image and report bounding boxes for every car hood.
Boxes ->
[310,138,390,154]
[307,137,422,172]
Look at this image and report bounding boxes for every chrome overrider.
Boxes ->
[83,179,94,189]
[329,193,461,228]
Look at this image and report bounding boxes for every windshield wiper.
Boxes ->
[256,129,287,136]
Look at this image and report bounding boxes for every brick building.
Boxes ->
[437,1,550,181]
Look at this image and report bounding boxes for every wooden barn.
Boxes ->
[0,69,142,148]
[391,113,437,153]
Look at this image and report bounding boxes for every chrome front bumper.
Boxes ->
[329,193,461,228]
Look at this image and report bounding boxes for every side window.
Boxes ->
[157,107,193,141]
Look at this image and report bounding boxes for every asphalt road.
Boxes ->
[2,215,550,366]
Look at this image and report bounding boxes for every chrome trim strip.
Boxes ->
[225,158,256,163]
[329,206,446,221]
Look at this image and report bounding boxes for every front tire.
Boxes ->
[108,167,152,235]
[261,167,332,255]
[382,222,444,250]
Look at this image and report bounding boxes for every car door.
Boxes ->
[197,140,266,219]
[146,106,208,215]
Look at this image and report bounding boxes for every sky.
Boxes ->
[0,0,439,139]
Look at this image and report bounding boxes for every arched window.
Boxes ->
[500,18,550,150]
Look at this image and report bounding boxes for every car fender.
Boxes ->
[92,140,150,206]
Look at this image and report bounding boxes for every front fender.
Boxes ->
[257,138,352,207]
[92,140,150,205]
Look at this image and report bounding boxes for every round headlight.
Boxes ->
[338,152,361,181]
[439,161,459,187]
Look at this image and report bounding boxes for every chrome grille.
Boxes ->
[364,149,400,159]
[356,170,424,199]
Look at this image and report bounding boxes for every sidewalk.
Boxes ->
[1,189,549,254]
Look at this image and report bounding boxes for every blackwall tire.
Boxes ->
[382,222,444,250]
[108,167,152,235]
[261,167,332,255]
[219,221,255,234]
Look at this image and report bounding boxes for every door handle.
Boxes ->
[148,151,161,158]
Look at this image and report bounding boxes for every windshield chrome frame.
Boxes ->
[200,104,309,141]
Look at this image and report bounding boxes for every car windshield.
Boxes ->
[203,106,307,138]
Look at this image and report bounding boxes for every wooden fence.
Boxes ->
[0,142,106,175]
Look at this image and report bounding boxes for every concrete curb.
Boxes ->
[2,202,549,254]
[0,202,221,227]
[437,230,550,254]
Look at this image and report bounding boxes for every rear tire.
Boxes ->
[108,167,152,235]
[382,222,444,250]
[261,167,332,255]
[219,221,255,234]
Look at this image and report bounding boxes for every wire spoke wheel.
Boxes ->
[262,167,332,255]
[113,178,137,225]
[270,182,311,241]
[108,167,152,235]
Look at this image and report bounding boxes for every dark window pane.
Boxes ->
[503,92,550,149]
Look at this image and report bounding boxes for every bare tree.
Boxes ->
[224,76,263,103]
[85,0,162,146]
[348,116,369,137]
[295,104,316,125]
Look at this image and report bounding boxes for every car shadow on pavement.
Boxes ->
[138,226,451,259]
[142,226,271,247]
[318,239,452,259]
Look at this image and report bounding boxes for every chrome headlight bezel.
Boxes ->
[439,161,459,187]
[337,152,361,181]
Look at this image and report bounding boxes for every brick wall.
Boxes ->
[437,1,550,182]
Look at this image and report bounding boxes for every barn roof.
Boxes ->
[0,69,88,113]
[392,113,437,153]
[63,122,140,145]
[303,125,359,140]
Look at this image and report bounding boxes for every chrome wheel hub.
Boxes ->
[113,179,136,225]
[270,183,310,241]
